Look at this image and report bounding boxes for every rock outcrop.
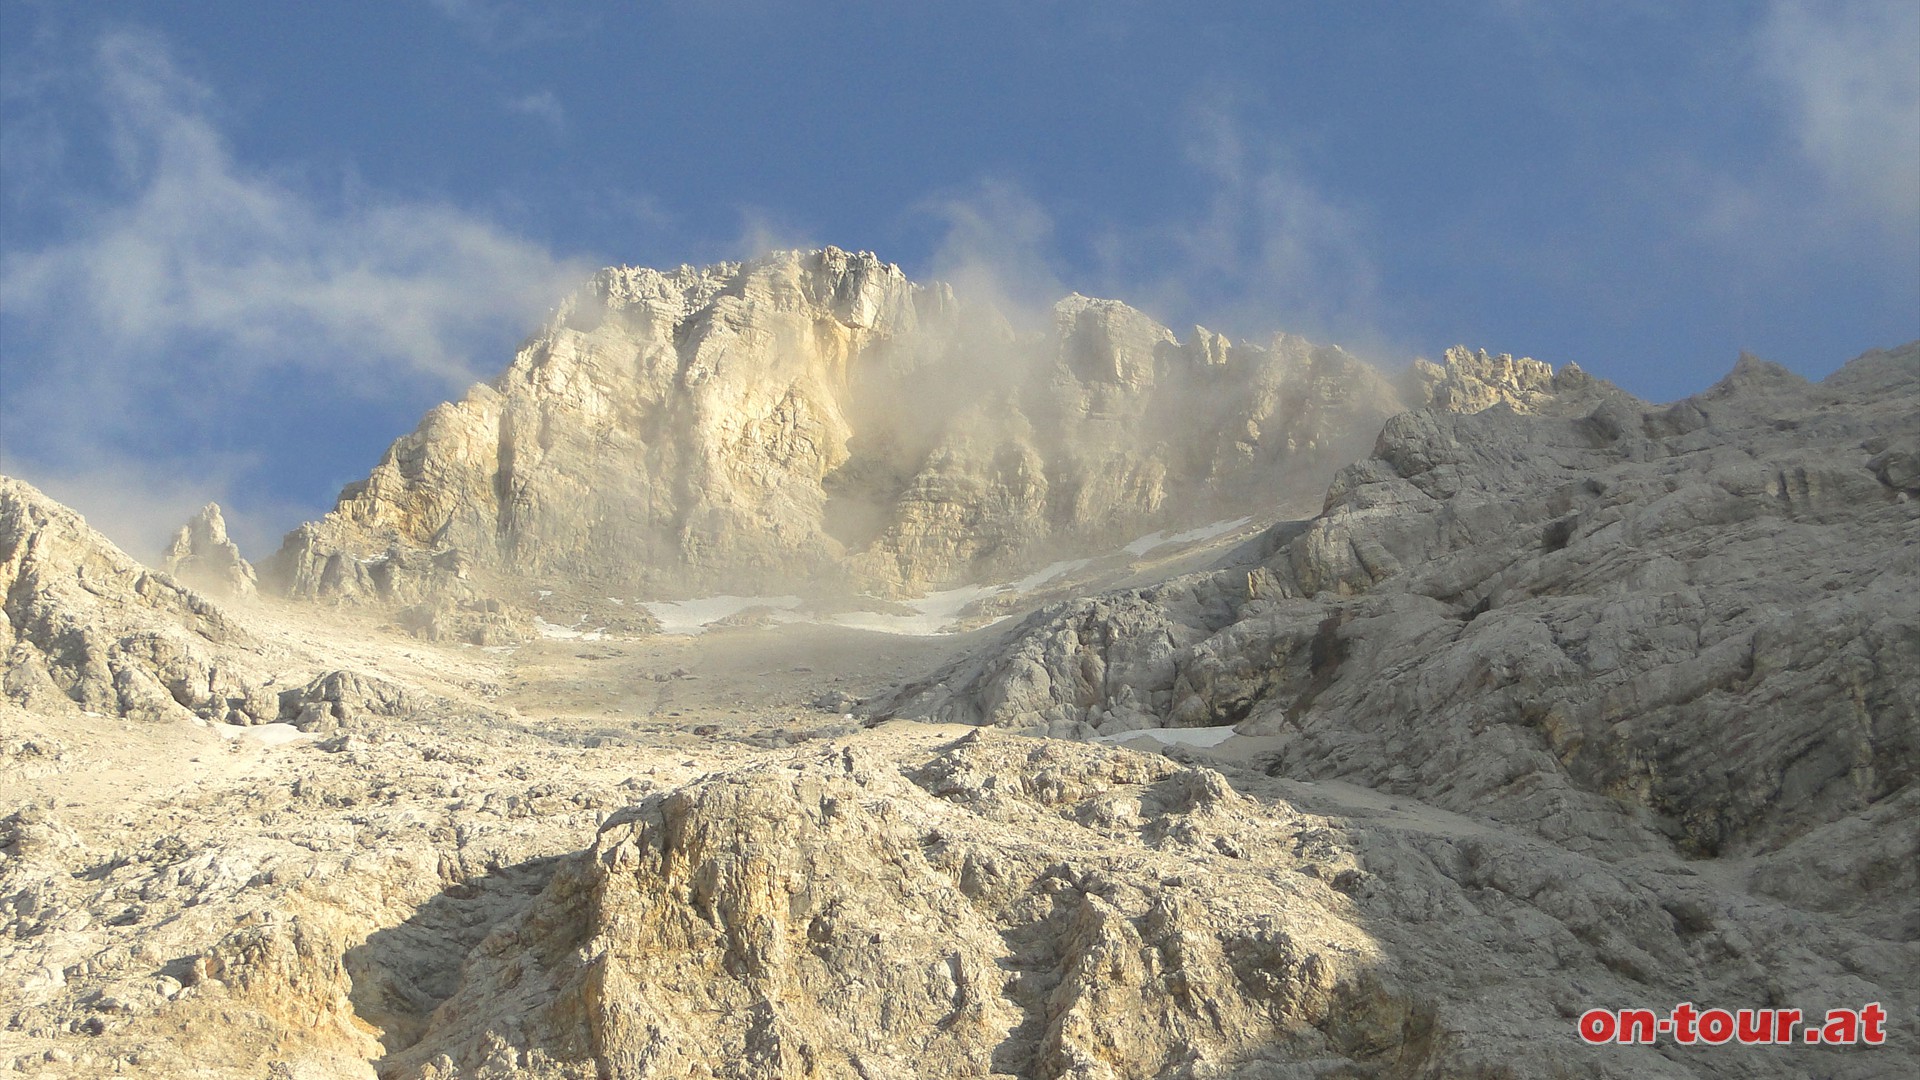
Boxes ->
[880,345,1920,861]
[378,734,1398,1079]
[6,238,1913,1078]
[13,721,1898,1079]
[266,249,1410,606]
[159,504,257,599]
[0,478,279,724]
[3,418,1914,1077]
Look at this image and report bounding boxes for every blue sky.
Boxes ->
[2,1,1916,558]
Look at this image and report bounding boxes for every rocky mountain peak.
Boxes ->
[3,340,1914,1079]
[1408,345,1558,414]
[264,250,1422,611]
[160,503,257,599]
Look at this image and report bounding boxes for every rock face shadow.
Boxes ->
[345,855,564,1061]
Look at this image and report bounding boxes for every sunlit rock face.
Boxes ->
[1,478,273,725]
[265,248,1416,604]
[881,344,1920,862]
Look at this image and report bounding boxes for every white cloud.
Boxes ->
[907,109,1391,353]
[507,89,566,133]
[1086,101,1387,351]
[3,453,303,566]
[2,32,586,392]
[1757,0,1919,232]
[1171,102,1380,339]
[423,0,553,47]
[0,29,590,556]
[918,179,1066,328]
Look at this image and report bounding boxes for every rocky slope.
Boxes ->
[6,700,1911,1079]
[1,329,1915,1077]
[265,249,1416,607]
[1,478,464,733]
[879,344,1920,861]
[3,258,1914,1078]
[1,478,277,726]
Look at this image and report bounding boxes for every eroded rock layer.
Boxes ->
[9,721,1907,1079]
[159,504,257,600]
[1,478,272,725]
[265,249,1414,604]
[880,346,1920,860]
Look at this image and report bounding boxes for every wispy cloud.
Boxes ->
[0,28,589,556]
[1757,0,1920,234]
[1141,98,1382,345]
[506,88,566,134]
[422,0,570,48]
[9,453,309,568]
[918,179,1066,328]
[911,106,1390,353]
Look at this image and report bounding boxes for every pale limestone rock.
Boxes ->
[265,249,1410,607]
[4,305,1913,1080]
[160,503,258,598]
[100,725,1899,1080]
[1406,345,1557,414]
[881,344,1920,863]
[0,477,273,724]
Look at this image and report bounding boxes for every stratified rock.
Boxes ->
[264,249,1411,606]
[880,344,1920,861]
[1405,344,1557,414]
[356,729,1913,1079]
[395,596,531,647]
[373,735,1405,1078]
[0,477,277,724]
[159,503,258,598]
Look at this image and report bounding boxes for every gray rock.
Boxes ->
[880,344,1920,862]
[277,669,440,732]
[159,503,258,599]
[0,477,275,724]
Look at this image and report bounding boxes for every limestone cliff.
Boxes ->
[879,344,1920,861]
[265,249,1415,604]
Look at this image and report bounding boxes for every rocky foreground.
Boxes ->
[2,290,1916,1076]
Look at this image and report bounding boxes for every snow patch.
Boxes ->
[1011,558,1090,592]
[826,583,1004,636]
[1123,517,1253,557]
[1094,725,1242,749]
[641,595,806,635]
[534,617,608,641]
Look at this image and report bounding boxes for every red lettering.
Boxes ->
[1698,1008,1735,1044]
[1671,1002,1698,1044]
[1822,1009,1859,1045]
[1578,1009,1616,1044]
[1618,1009,1657,1044]
[1736,1008,1771,1044]
[1861,1002,1886,1045]
[1574,1002,1885,1047]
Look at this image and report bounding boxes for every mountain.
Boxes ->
[0,477,272,725]
[5,245,1915,1078]
[264,248,1431,608]
[879,345,1920,864]
[159,504,257,600]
